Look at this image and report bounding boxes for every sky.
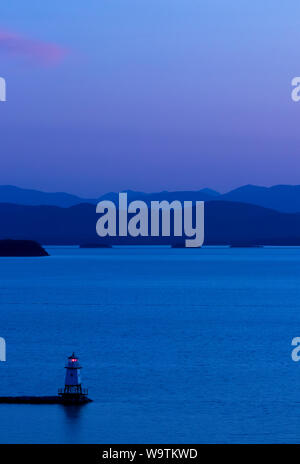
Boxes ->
[1,0,300,197]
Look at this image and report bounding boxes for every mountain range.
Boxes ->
[1,184,300,213]
[1,201,300,246]
[2,184,300,245]
[0,185,95,207]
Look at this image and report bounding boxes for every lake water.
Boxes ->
[0,246,300,443]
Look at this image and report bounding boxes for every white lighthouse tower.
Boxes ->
[58,353,90,403]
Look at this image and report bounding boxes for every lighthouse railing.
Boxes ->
[58,387,89,395]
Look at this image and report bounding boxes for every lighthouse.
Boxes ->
[58,353,90,403]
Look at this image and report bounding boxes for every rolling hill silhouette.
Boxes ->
[0,186,219,207]
[2,184,300,213]
[0,185,95,207]
[220,184,300,213]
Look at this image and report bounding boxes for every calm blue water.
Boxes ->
[0,246,300,443]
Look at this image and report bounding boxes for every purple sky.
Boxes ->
[1,1,300,197]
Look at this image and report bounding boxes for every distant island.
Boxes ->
[0,240,49,257]
[80,243,112,249]
[171,242,200,248]
[230,244,263,248]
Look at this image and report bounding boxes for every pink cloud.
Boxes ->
[0,29,67,65]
